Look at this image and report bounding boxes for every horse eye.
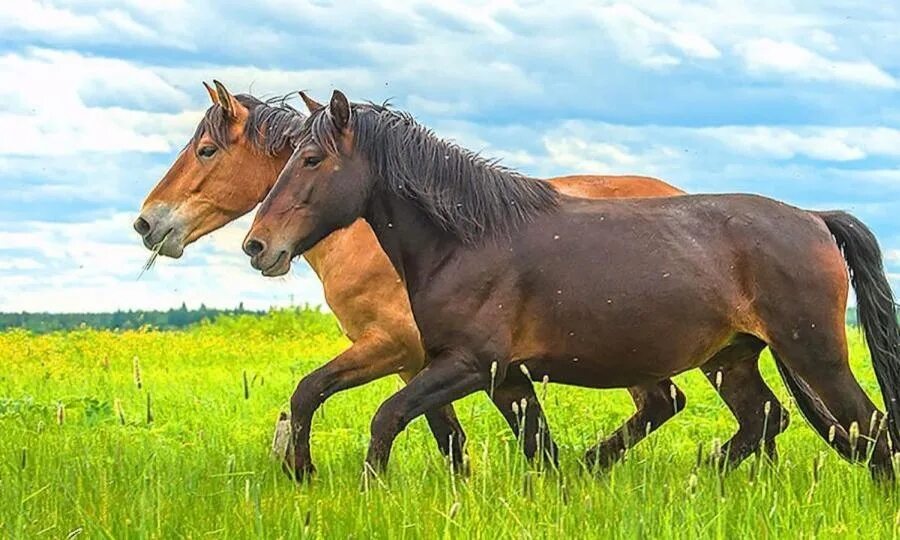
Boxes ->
[303,156,322,168]
[198,145,217,158]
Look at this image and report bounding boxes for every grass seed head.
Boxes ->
[849,421,860,450]
[869,410,879,437]
[133,356,142,390]
[688,473,698,494]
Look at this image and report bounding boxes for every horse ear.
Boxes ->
[202,81,219,105]
[299,91,324,114]
[329,90,351,132]
[212,79,242,120]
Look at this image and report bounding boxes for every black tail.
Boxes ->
[817,210,900,448]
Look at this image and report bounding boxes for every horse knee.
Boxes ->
[371,398,409,439]
[290,372,330,417]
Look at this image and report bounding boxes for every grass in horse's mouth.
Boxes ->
[138,230,171,280]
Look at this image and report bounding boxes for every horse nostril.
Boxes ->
[133,216,152,236]
[243,238,266,257]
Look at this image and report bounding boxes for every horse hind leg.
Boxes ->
[769,328,893,479]
[583,337,784,473]
[700,336,790,470]
[584,379,686,471]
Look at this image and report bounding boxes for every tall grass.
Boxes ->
[0,309,897,538]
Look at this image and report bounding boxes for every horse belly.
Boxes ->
[520,326,731,389]
[510,271,736,388]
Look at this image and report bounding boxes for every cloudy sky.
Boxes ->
[1,0,899,312]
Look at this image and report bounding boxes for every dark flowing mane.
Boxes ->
[299,102,559,244]
[193,94,305,156]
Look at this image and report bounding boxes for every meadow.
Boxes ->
[1,308,898,539]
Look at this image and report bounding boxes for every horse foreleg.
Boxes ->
[286,330,466,480]
[488,369,559,467]
[366,351,489,474]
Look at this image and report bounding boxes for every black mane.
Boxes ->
[193,94,305,156]
[298,102,558,244]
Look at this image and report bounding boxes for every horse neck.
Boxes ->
[362,188,461,297]
[301,225,355,278]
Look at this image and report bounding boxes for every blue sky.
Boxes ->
[1,0,898,312]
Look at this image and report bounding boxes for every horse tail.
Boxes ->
[816,210,900,448]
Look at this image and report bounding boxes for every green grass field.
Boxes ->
[1,309,898,539]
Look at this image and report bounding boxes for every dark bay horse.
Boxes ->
[134,83,815,479]
[135,82,840,476]
[244,90,900,479]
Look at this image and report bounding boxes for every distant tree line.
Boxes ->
[0,303,265,333]
[0,304,865,334]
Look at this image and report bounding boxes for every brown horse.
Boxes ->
[244,91,900,479]
[137,83,822,478]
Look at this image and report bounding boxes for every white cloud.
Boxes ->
[697,126,900,162]
[546,120,900,165]
[0,0,187,47]
[735,38,898,89]
[0,109,178,156]
[0,48,197,156]
[0,214,326,312]
[544,137,640,172]
[0,48,189,110]
[0,0,109,37]
[700,127,865,161]
[155,64,379,105]
[596,3,721,69]
[0,258,42,271]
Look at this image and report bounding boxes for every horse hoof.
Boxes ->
[703,449,739,474]
[582,447,622,472]
[282,460,316,483]
[450,456,471,477]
